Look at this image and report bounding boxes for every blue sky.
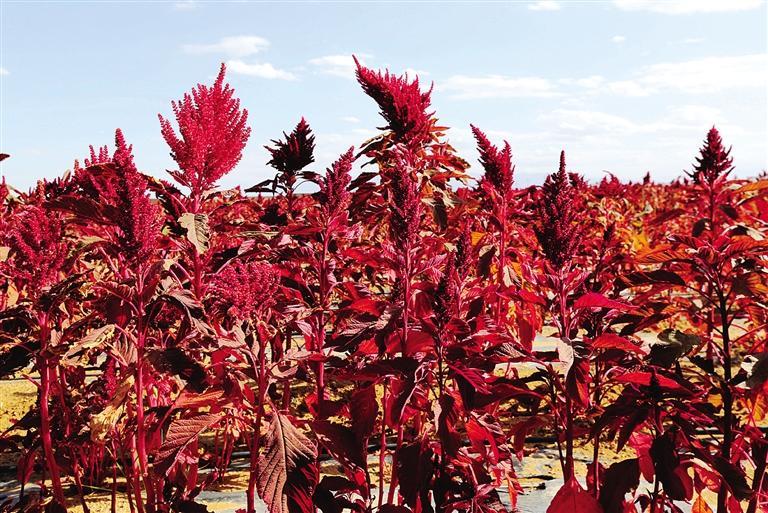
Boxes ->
[1,0,766,191]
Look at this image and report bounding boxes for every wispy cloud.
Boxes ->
[341,116,360,123]
[173,0,197,11]
[611,35,626,43]
[680,37,705,44]
[439,53,766,102]
[439,75,560,99]
[539,105,739,138]
[528,1,561,11]
[0,68,9,76]
[183,36,269,58]
[607,54,767,95]
[226,60,297,81]
[309,54,370,79]
[613,0,763,14]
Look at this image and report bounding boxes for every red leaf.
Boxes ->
[546,478,604,513]
[348,298,383,315]
[592,333,645,354]
[155,413,223,476]
[350,385,377,442]
[257,412,318,513]
[574,292,635,312]
[312,421,367,470]
[615,371,690,395]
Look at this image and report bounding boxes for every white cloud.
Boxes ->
[563,75,605,88]
[613,0,763,14]
[611,35,626,43]
[438,54,765,101]
[403,67,429,78]
[439,75,560,99]
[341,116,360,123]
[309,54,370,79]
[0,67,9,76]
[540,106,737,137]
[540,109,640,134]
[528,1,561,11]
[226,60,297,81]
[183,36,270,58]
[606,54,768,95]
[173,0,197,11]
[604,80,652,96]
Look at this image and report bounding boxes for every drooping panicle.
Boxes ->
[533,151,580,268]
[354,56,434,146]
[318,146,354,219]
[210,260,280,320]
[689,126,733,186]
[159,63,251,195]
[471,125,514,194]
[2,204,68,292]
[266,118,316,191]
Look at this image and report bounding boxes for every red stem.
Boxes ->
[37,312,66,508]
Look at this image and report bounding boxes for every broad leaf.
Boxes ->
[179,213,210,254]
[546,478,603,513]
[155,413,222,475]
[257,412,318,513]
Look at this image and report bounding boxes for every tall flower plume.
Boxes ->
[210,260,280,320]
[158,63,251,195]
[471,125,514,194]
[2,204,68,292]
[318,146,354,220]
[689,126,733,186]
[266,118,316,192]
[354,56,434,146]
[533,151,579,269]
[74,130,162,262]
[111,129,163,262]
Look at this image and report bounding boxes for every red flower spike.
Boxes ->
[210,261,279,320]
[159,63,251,195]
[689,126,733,186]
[388,148,422,247]
[266,118,316,191]
[2,204,68,292]
[534,150,580,269]
[354,56,434,146]
[471,124,514,194]
[318,146,354,219]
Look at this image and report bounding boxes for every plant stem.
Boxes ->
[717,296,733,513]
[37,312,66,509]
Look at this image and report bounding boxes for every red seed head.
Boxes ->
[388,147,422,247]
[159,63,251,195]
[266,117,316,191]
[211,260,280,319]
[74,130,162,262]
[533,151,580,268]
[471,124,515,194]
[690,126,733,186]
[319,146,354,220]
[3,204,68,292]
[354,56,434,146]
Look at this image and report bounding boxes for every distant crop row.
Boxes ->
[0,60,766,513]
